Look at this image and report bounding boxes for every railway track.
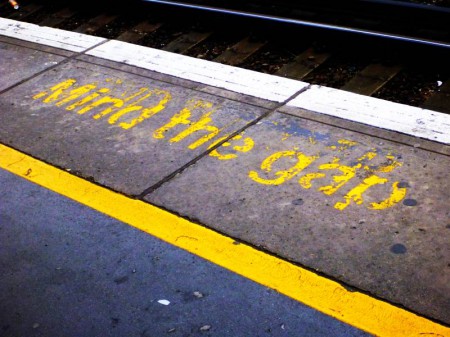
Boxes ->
[1,0,449,114]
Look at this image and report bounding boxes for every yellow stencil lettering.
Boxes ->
[171,112,221,149]
[81,87,153,119]
[308,137,317,145]
[369,155,402,173]
[33,79,76,101]
[109,89,172,130]
[328,139,358,151]
[77,96,124,116]
[299,172,326,189]
[334,175,387,211]
[153,100,213,139]
[153,100,222,149]
[318,161,358,195]
[94,88,149,120]
[339,139,358,146]
[369,182,407,210]
[65,88,110,111]
[249,150,318,186]
[54,84,98,107]
[358,152,377,161]
[208,134,255,160]
[299,157,358,195]
[33,79,97,104]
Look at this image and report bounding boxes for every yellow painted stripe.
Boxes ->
[0,143,448,337]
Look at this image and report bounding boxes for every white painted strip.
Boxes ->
[288,85,450,144]
[86,40,308,102]
[0,18,105,52]
[1,18,448,144]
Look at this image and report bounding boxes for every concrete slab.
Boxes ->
[87,40,308,103]
[0,17,105,53]
[0,59,266,196]
[0,40,67,92]
[77,54,280,110]
[280,105,450,156]
[0,35,74,57]
[288,85,450,145]
[146,111,450,324]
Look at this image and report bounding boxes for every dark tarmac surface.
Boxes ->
[0,26,449,332]
[0,168,370,337]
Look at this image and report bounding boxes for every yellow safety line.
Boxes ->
[0,143,448,337]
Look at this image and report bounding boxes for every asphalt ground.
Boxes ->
[0,19,449,336]
[0,167,371,337]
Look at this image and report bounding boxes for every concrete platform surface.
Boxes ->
[147,111,450,323]
[0,19,449,336]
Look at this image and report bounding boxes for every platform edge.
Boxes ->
[0,143,449,337]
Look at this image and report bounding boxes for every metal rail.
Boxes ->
[142,0,450,49]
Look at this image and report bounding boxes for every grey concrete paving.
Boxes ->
[0,168,371,337]
[0,44,267,196]
[0,38,67,92]
[147,112,450,324]
[77,55,281,111]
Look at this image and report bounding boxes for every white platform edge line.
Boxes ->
[288,85,450,144]
[0,17,105,52]
[86,40,309,103]
[1,17,449,145]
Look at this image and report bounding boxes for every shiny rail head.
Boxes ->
[141,0,450,50]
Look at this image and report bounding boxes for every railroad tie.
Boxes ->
[163,30,212,54]
[421,80,450,114]
[214,36,267,66]
[38,7,78,28]
[74,13,119,35]
[341,63,402,96]
[117,21,162,44]
[275,47,330,80]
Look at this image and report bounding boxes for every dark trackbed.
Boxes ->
[0,0,449,113]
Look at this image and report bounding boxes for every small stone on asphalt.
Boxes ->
[199,325,211,331]
[193,291,204,298]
